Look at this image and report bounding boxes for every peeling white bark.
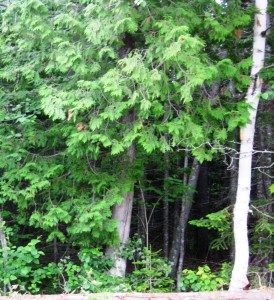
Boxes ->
[229,0,268,291]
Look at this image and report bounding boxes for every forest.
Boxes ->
[0,0,273,296]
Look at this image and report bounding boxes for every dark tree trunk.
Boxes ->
[168,158,200,282]
[137,183,147,244]
[196,162,209,259]
[163,148,170,258]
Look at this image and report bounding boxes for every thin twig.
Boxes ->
[251,205,274,220]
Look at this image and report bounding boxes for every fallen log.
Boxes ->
[0,289,273,300]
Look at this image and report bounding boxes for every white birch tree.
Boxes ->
[229,0,268,291]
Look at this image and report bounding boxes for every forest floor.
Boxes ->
[0,289,273,300]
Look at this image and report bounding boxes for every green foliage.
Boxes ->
[126,246,174,292]
[261,88,274,101]
[0,233,124,294]
[180,263,232,292]
[0,0,252,162]
[55,249,125,293]
[249,199,274,262]
[269,262,274,271]
[270,183,274,194]
[189,208,232,250]
[0,239,46,294]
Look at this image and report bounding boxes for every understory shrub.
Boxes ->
[52,248,125,293]
[126,246,174,292]
[180,263,232,292]
[1,234,235,294]
[0,243,124,294]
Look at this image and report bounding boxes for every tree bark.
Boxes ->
[105,107,136,278]
[104,30,137,278]
[105,142,135,278]
[195,162,209,260]
[137,182,147,245]
[163,147,170,258]
[169,157,200,280]
[229,0,268,291]
[176,158,201,290]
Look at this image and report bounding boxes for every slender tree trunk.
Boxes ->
[228,147,239,206]
[163,146,170,258]
[137,182,147,243]
[53,225,59,263]
[169,155,188,277]
[169,157,200,280]
[195,162,209,259]
[176,158,200,290]
[172,158,181,245]
[139,186,149,248]
[229,0,268,291]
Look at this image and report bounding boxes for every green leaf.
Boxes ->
[111,141,125,155]
[9,275,17,281]
[270,184,274,194]
[21,267,31,276]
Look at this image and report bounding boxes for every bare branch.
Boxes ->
[251,205,274,220]
[253,161,274,170]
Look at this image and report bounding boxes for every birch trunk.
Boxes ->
[229,0,268,291]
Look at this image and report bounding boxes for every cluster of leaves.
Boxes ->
[180,263,232,292]
[0,239,46,294]
[0,238,124,295]
[189,207,232,250]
